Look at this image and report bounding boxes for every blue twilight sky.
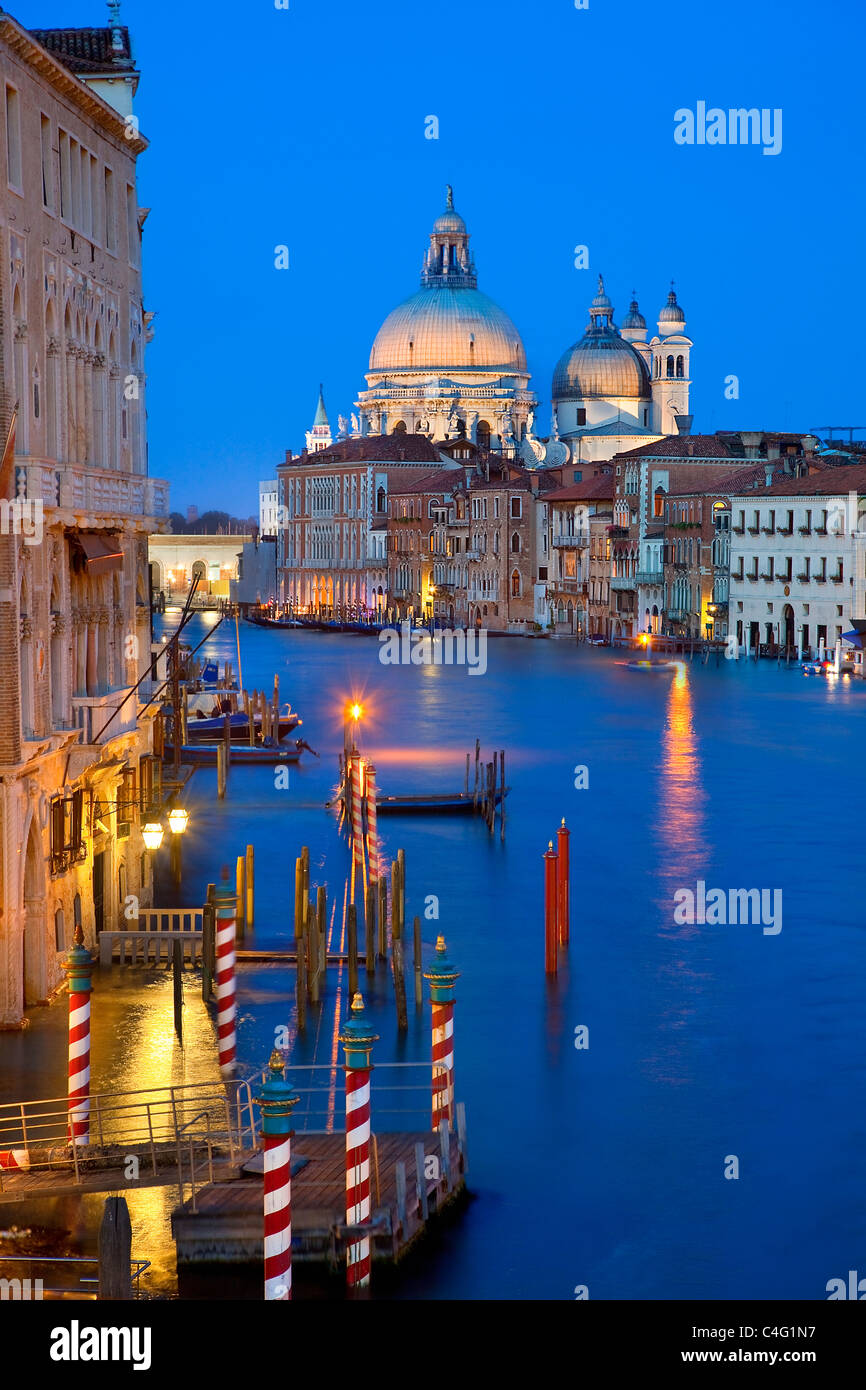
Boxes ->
[11,0,866,514]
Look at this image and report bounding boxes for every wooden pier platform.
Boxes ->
[172,1129,465,1266]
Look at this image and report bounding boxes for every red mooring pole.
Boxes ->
[557,817,570,947]
[544,841,558,974]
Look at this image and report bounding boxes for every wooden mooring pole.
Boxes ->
[413,915,423,1009]
[98,1196,133,1301]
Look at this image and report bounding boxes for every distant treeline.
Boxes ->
[168,511,258,536]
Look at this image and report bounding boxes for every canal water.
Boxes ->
[3,613,865,1300]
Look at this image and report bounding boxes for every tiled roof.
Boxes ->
[613,435,734,461]
[281,434,442,466]
[727,463,866,498]
[545,475,616,502]
[668,455,833,498]
[29,27,136,74]
[390,468,465,496]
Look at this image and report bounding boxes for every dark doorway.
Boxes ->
[782,604,795,649]
[93,850,106,934]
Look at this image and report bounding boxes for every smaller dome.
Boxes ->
[591,274,613,312]
[659,285,685,325]
[432,210,467,235]
[622,295,646,331]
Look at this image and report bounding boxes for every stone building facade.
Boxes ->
[0,12,168,1026]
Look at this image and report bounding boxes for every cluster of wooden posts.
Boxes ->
[290,845,421,1034]
[468,739,506,838]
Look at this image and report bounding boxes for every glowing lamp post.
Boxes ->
[142,822,164,851]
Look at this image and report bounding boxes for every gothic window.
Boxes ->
[376,485,386,512]
[511,532,521,554]
[511,569,521,597]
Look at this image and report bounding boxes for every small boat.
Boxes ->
[620,658,679,672]
[376,789,508,815]
[802,660,833,676]
[163,741,305,766]
[182,691,301,742]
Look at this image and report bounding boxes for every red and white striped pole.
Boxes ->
[0,1149,30,1171]
[339,993,378,1293]
[351,756,365,872]
[255,1051,299,1301]
[557,817,570,948]
[215,867,237,1078]
[424,936,460,1132]
[365,762,380,885]
[64,923,93,1146]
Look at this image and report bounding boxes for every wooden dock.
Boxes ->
[172,1128,465,1267]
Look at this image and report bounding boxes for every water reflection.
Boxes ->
[648,665,710,1087]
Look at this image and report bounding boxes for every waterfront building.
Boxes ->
[356,189,538,454]
[148,534,249,600]
[728,464,866,655]
[258,479,279,538]
[275,433,445,613]
[543,472,615,635]
[587,511,614,638]
[386,467,465,623]
[230,536,277,611]
[606,432,818,638]
[551,279,692,466]
[0,9,168,1026]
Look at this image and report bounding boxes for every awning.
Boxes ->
[841,630,864,648]
[70,532,124,576]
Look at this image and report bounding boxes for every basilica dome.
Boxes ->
[553,275,651,401]
[370,287,527,373]
[368,189,527,375]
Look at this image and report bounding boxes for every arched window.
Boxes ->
[676,355,684,377]
[666,355,675,377]
[477,420,491,449]
[54,905,65,951]
[376,486,386,512]
[511,532,520,554]
[511,569,520,597]
[392,420,407,434]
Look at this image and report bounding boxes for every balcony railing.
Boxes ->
[72,688,137,744]
[20,460,169,519]
[634,570,664,585]
[795,573,810,582]
[465,548,482,561]
[610,575,635,590]
[552,532,590,548]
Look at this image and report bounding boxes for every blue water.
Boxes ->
[151,615,866,1300]
[5,613,864,1300]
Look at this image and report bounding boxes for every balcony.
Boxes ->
[465,548,482,562]
[732,526,745,535]
[666,608,689,621]
[552,532,590,548]
[21,459,170,520]
[634,570,664,586]
[760,573,775,581]
[815,527,828,536]
[798,526,812,535]
[831,575,844,584]
[446,518,469,531]
[390,584,413,598]
[746,574,760,582]
[777,526,793,535]
[761,527,776,536]
[610,575,635,590]
[795,573,810,582]
[813,575,827,584]
[72,687,138,745]
[747,526,760,535]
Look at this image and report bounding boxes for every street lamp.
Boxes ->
[142,822,165,851]
[167,807,189,835]
[344,701,364,755]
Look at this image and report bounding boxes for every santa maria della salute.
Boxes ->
[318,187,693,466]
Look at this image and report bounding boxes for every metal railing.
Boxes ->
[0,1081,257,1194]
[0,1255,150,1300]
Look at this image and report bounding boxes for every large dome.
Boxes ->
[553,332,651,400]
[370,286,527,373]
